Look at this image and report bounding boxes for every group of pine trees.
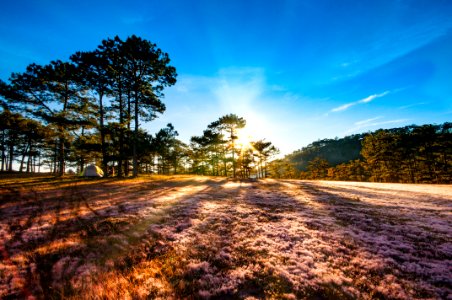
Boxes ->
[0,36,279,178]
[1,35,177,177]
[280,123,451,183]
[190,114,279,178]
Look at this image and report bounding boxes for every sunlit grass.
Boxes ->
[1,174,450,299]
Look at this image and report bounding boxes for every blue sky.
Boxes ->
[1,0,451,155]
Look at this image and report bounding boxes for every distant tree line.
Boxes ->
[278,123,451,183]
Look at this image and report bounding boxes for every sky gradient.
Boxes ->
[1,0,451,155]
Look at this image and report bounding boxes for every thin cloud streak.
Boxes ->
[354,116,383,126]
[399,102,427,109]
[331,102,355,112]
[331,91,390,112]
[359,91,389,103]
[345,118,409,134]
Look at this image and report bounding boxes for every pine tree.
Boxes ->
[10,61,94,176]
[209,114,246,177]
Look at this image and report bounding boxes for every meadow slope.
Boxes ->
[0,175,451,299]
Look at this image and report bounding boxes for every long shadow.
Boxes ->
[0,175,83,193]
[2,179,178,247]
[168,179,348,299]
[0,175,207,204]
[296,181,450,298]
[300,181,451,240]
[301,182,452,208]
[233,180,345,298]
[149,180,277,299]
[112,178,244,298]
[0,177,225,299]
[2,177,449,299]
[226,179,450,299]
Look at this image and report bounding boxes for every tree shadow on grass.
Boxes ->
[2,177,450,299]
[299,181,450,244]
[288,180,450,299]
[231,180,353,299]
[0,176,224,299]
[160,179,354,299]
[300,181,452,209]
[212,179,451,299]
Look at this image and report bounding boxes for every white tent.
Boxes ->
[80,164,104,177]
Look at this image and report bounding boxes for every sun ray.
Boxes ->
[235,128,254,150]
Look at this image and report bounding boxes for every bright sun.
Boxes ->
[235,128,254,149]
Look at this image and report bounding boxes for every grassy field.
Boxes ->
[0,174,451,299]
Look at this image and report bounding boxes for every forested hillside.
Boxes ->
[274,123,451,183]
[285,134,365,171]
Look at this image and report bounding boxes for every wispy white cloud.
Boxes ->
[345,117,409,134]
[359,91,389,103]
[331,17,452,82]
[398,102,427,109]
[354,116,383,126]
[340,60,358,68]
[331,102,355,112]
[331,91,390,112]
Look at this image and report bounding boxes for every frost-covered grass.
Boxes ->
[0,175,451,299]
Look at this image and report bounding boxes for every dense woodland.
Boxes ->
[271,123,451,183]
[1,35,450,183]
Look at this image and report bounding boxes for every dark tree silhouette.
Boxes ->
[71,49,112,176]
[10,61,94,176]
[251,140,279,178]
[209,114,246,177]
[121,35,177,177]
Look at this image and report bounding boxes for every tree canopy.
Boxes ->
[1,35,176,177]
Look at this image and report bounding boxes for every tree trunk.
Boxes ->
[19,145,29,172]
[117,82,124,178]
[80,157,85,172]
[26,142,32,173]
[59,79,69,177]
[53,140,58,174]
[99,92,108,177]
[1,129,5,172]
[8,138,14,172]
[231,129,236,177]
[58,133,65,176]
[132,92,139,177]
